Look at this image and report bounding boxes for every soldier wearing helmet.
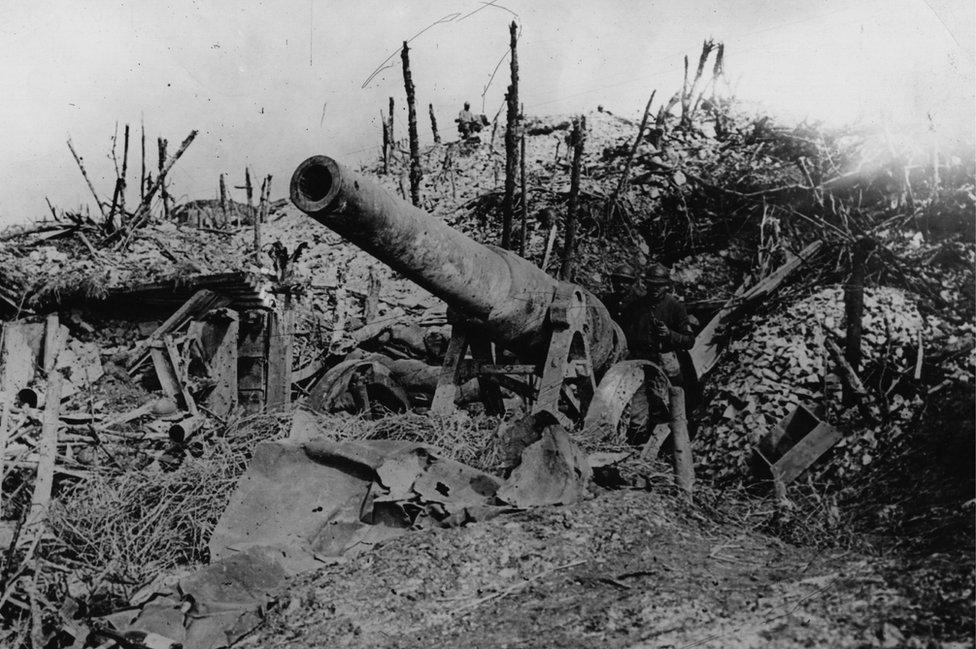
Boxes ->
[600,261,642,325]
[622,262,694,372]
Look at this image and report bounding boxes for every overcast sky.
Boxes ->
[0,0,972,224]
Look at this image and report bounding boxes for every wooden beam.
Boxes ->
[127,289,229,374]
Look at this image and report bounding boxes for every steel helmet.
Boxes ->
[644,262,670,286]
[609,262,636,280]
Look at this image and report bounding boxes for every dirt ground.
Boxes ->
[243,483,974,649]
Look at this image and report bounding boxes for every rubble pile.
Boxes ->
[694,285,973,487]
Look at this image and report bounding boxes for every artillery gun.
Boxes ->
[290,155,669,434]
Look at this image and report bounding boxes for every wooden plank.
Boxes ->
[265,308,293,411]
[22,316,65,540]
[690,240,823,378]
[196,309,239,418]
[430,329,468,415]
[150,342,181,400]
[771,421,842,486]
[757,405,820,462]
[164,336,198,416]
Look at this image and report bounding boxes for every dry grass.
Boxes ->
[299,410,504,473]
[43,413,287,608]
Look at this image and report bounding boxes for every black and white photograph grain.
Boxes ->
[0,1,973,647]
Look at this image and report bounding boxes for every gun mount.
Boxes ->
[291,155,660,428]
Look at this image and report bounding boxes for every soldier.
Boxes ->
[620,262,698,446]
[457,102,476,138]
[622,262,694,381]
[600,262,642,324]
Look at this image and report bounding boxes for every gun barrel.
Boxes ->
[290,155,623,370]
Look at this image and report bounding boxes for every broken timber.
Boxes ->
[127,289,230,375]
[752,404,841,497]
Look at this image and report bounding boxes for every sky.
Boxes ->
[0,0,972,224]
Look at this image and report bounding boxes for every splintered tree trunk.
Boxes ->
[519,119,528,257]
[401,41,422,207]
[382,112,390,174]
[246,167,259,260]
[219,173,228,227]
[388,96,395,147]
[158,137,170,221]
[501,20,520,250]
[843,237,875,404]
[559,116,585,280]
[428,103,441,144]
[119,124,130,219]
[140,120,146,201]
[108,124,131,229]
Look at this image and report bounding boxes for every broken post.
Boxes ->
[559,116,585,280]
[669,386,694,499]
[158,137,170,221]
[501,20,520,250]
[401,42,422,207]
[428,103,440,144]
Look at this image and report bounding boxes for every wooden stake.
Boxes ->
[401,42,422,207]
[501,20,520,250]
[559,116,585,280]
[66,138,107,220]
